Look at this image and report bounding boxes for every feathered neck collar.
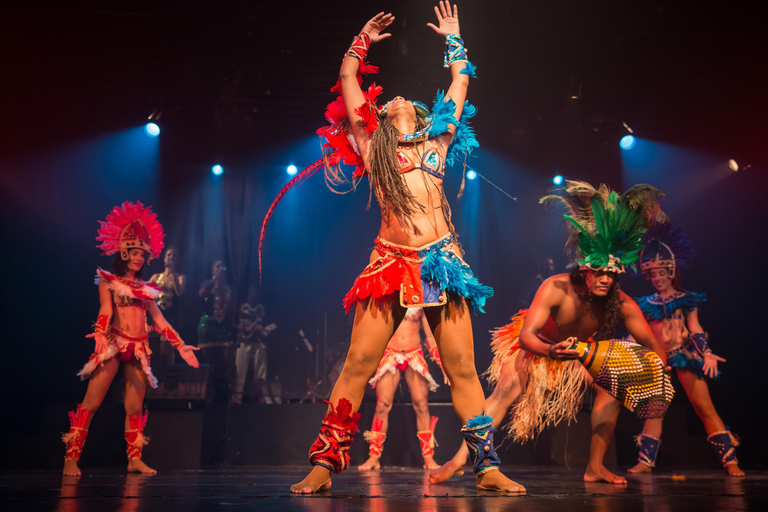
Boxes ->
[96,268,161,301]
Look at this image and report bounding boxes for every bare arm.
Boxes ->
[148,301,200,367]
[341,12,394,161]
[85,280,114,354]
[518,278,580,360]
[686,307,725,378]
[622,293,667,365]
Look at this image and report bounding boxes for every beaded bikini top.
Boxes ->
[397,147,445,180]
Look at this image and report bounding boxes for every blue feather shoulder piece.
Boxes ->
[635,291,706,321]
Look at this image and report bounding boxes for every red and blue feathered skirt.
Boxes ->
[342,233,493,314]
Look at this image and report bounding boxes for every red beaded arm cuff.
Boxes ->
[346,33,370,61]
[93,314,111,335]
[429,345,442,368]
[158,326,185,350]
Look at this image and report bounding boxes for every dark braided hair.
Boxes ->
[368,114,460,242]
[569,267,623,339]
[368,114,427,225]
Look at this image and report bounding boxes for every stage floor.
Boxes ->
[3,466,766,511]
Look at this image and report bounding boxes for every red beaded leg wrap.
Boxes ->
[308,398,361,474]
[62,405,89,461]
[417,416,439,458]
[363,417,386,457]
[125,411,150,460]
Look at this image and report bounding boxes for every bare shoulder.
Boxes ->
[620,290,641,313]
[543,273,571,294]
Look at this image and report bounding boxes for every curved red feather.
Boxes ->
[259,159,325,280]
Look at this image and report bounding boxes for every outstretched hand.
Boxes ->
[702,352,725,379]
[86,332,108,354]
[179,345,201,368]
[361,12,395,43]
[427,1,461,36]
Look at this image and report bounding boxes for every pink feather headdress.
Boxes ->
[96,201,165,261]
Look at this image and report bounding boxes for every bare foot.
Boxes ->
[127,459,157,475]
[726,463,745,477]
[422,455,441,470]
[476,469,526,494]
[357,455,381,471]
[584,464,627,484]
[62,459,82,477]
[291,466,333,494]
[429,456,465,484]
[627,462,652,474]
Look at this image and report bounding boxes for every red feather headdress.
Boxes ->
[96,201,165,261]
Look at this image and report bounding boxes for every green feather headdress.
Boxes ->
[540,181,668,273]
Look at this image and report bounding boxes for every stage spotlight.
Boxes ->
[728,159,751,172]
[619,135,636,150]
[553,174,564,186]
[212,164,224,176]
[287,165,298,176]
[144,122,160,138]
[466,170,477,180]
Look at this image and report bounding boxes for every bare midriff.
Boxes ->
[388,311,423,351]
[111,303,147,338]
[377,161,450,247]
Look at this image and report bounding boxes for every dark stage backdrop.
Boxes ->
[1,0,767,469]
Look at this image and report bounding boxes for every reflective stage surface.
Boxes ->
[3,466,766,512]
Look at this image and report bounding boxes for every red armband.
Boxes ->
[346,33,370,61]
[158,326,185,350]
[429,346,442,367]
[94,314,110,335]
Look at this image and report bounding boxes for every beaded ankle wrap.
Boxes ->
[708,430,740,467]
[309,398,362,474]
[461,414,500,475]
[417,416,439,457]
[635,433,661,468]
[125,411,150,460]
[62,405,89,461]
[346,33,370,61]
[363,417,386,457]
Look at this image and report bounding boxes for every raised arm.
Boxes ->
[340,12,394,156]
[427,2,470,139]
[622,293,667,365]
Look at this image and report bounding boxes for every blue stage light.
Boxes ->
[287,165,298,176]
[620,135,636,150]
[466,170,477,180]
[212,164,223,176]
[553,174,564,186]
[144,123,160,138]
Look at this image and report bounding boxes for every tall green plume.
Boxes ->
[540,181,668,272]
